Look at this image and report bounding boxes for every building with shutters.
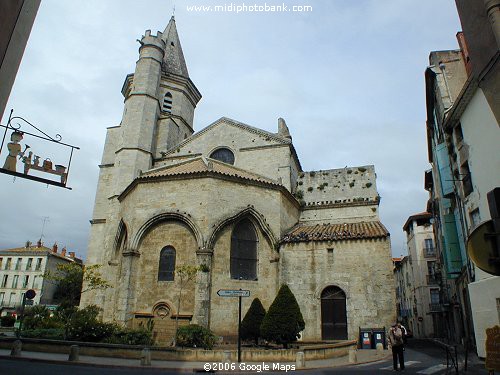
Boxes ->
[0,241,81,316]
[81,16,396,345]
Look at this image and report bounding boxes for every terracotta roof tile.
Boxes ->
[141,157,279,186]
[282,221,389,243]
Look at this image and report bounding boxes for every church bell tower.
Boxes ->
[85,17,201,270]
[113,16,202,195]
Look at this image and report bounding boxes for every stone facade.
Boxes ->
[81,17,396,344]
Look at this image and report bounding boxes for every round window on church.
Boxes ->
[210,148,235,165]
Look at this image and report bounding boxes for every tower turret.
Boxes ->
[113,29,165,195]
[112,17,201,195]
[154,17,201,157]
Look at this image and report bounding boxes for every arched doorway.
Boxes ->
[321,286,347,340]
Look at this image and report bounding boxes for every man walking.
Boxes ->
[388,322,405,371]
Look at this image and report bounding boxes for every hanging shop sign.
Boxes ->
[0,110,79,189]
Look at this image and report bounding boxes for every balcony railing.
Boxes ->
[429,303,444,312]
[423,246,436,258]
[427,274,441,284]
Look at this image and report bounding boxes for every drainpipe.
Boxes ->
[485,0,500,48]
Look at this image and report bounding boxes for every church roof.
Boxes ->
[161,16,189,77]
[281,221,389,243]
[140,156,279,186]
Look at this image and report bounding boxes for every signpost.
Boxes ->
[18,289,36,336]
[217,289,250,362]
[217,289,250,298]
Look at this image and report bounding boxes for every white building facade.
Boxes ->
[0,242,80,316]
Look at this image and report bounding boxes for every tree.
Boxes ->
[260,284,305,348]
[173,265,201,347]
[43,263,112,339]
[44,263,112,306]
[241,298,266,345]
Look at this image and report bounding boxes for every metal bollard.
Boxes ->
[296,351,305,368]
[223,350,231,363]
[349,348,357,363]
[68,345,79,362]
[140,347,151,366]
[10,340,22,356]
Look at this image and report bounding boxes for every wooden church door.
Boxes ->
[321,286,348,340]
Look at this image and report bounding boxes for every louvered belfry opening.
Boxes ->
[230,219,257,280]
[321,286,348,340]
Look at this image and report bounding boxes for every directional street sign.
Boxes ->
[217,289,250,298]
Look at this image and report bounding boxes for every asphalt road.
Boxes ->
[0,340,472,375]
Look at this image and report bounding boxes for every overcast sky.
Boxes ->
[0,0,462,259]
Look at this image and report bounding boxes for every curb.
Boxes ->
[0,351,393,372]
[0,355,193,372]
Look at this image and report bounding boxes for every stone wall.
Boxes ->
[0,337,357,362]
[280,238,396,341]
[297,166,378,206]
[210,224,279,338]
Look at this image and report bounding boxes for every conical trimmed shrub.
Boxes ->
[241,298,266,345]
[260,284,305,348]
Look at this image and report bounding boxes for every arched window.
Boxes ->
[158,246,176,281]
[230,219,257,280]
[162,92,172,113]
[210,148,235,165]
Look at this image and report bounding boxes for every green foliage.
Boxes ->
[358,167,367,172]
[44,263,111,307]
[260,284,305,348]
[0,315,16,327]
[294,190,304,199]
[23,305,62,330]
[307,187,313,192]
[176,324,217,349]
[173,265,202,346]
[22,328,65,340]
[51,263,84,306]
[65,305,116,342]
[241,298,266,345]
[199,264,210,273]
[365,182,372,188]
[104,327,153,346]
[309,171,316,177]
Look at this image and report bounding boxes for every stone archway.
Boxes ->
[321,286,348,340]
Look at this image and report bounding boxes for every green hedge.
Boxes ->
[22,328,65,340]
[176,324,217,349]
[103,328,153,346]
[0,315,16,327]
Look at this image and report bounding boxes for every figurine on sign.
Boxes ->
[2,131,29,172]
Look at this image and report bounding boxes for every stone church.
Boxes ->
[81,17,396,345]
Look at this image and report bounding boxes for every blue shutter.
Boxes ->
[435,143,454,196]
[442,213,463,277]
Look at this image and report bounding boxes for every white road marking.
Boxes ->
[379,361,420,370]
[416,364,447,374]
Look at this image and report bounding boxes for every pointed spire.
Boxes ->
[161,16,189,78]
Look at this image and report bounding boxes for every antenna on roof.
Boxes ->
[172,4,175,18]
[40,216,50,240]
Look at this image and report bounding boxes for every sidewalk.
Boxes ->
[0,347,390,372]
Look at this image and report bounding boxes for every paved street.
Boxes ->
[0,339,488,375]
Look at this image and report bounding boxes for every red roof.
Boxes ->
[282,221,389,243]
